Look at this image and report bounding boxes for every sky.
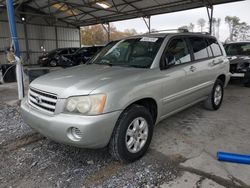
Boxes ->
[112,0,250,42]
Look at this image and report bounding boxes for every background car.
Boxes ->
[224,42,250,87]
[58,46,104,67]
[38,47,79,67]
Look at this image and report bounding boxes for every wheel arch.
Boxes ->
[123,97,158,124]
[217,74,226,87]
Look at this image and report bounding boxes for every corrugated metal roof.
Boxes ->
[0,0,243,27]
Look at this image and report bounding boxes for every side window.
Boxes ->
[205,39,213,57]
[207,38,222,57]
[164,38,191,66]
[189,37,209,60]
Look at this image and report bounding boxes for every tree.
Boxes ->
[225,16,250,41]
[216,18,221,39]
[178,23,194,32]
[225,16,241,41]
[81,25,107,45]
[211,18,217,36]
[197,18,206,32]
[188,23,195,32]
[178,25,188,31]
[81,24,138,45]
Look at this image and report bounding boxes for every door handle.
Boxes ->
[189,66,197,72]
[212,59,223,65]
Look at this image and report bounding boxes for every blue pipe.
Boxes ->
[217,152,250,165]
[6,0,20,58]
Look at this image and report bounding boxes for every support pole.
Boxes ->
[102,23,111,43]
[107,23,110,43]
[55,26,58,48]
[78,27,81,47]
[142,16,151,33]
[23,21,30,63]
[206,5,214,34]
[6,0,25,100]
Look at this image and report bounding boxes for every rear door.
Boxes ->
[206,38,225,76]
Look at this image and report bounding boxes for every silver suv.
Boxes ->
[21,33,230,162]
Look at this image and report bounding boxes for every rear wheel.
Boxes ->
[204,79,224,110]
[109,104,154,162]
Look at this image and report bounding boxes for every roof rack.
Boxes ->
[150,28,189,33]
[149,29,211,35]
[191,32,211,35]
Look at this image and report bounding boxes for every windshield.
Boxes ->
[89,37,164,68]
[225,43,250,56]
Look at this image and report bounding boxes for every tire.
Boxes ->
[109,104,154,162]
[243,68,250,87]
[204,79,224,110]
[49,60,57,67]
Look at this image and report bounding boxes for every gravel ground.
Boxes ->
[0,102,180,188]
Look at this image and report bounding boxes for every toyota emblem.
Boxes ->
[35,95,42,104]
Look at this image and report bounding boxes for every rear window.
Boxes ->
[189,37,209,60]
[207,38,222,57]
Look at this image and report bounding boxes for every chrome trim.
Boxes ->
[28,87,57,114]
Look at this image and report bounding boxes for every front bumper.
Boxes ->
[21,98,121,148]
[231,73,245,78]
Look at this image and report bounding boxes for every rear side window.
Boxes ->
[207,38,222,57]
[189,37,209,60]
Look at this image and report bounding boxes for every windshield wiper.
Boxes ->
[120,64,147,68]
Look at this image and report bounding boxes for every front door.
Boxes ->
[160,37,193,116]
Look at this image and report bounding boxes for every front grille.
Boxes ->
[28,87,57,114]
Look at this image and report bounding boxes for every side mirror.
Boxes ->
[162,53,175,69]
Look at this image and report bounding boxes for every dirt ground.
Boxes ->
[0,80,250,188]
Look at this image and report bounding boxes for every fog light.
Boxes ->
[67,127,83,141]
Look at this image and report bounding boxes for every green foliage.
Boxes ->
[80,24,138,45]
[225,16,250,42]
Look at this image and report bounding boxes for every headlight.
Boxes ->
[64,94,106,115]
[42,57,48,60]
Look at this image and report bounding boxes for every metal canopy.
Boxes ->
[0,0,243,28]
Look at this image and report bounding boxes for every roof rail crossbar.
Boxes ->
[150,28,189,33]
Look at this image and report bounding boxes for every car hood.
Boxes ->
[227,55,250,64]
[30,64,145,98]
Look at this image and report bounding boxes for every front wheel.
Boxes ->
[204,79,224,110]
[49,60,57,67]
[109,104,154,162]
